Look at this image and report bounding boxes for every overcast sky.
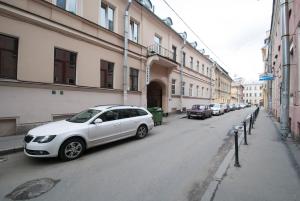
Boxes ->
[151,0,273,81]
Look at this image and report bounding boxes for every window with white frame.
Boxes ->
[100,2,114,31]
[171,79,176,95]
[196,85,199,96]
[182,82,185,95]
[190,57,193,69]
[129,20,139,43]
[197,61,200,72]
[189,84,193,96]
[55,0,77,13]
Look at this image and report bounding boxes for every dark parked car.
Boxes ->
[222,104,230,113]
[187,105,212,119]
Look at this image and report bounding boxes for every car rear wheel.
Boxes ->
[136,125,148,139]
[59,138,85,161]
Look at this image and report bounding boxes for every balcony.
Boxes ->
[148,44,175,61]
[147,44,177,68]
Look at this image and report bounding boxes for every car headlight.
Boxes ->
[33,135,56,143]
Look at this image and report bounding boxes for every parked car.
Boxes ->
[222,104,230,113]
[240,103,246,109]
[187,104,212,119]
[229,103,236,111]
[24,105,154,161]
[209,103,225,115]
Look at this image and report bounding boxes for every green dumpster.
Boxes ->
[147,107,163,126]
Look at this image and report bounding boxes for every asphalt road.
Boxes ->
[0,108,254,201]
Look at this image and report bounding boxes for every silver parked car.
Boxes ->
[24,105,154,161]
[209,103,225,115]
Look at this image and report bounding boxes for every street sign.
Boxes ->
[259,73,274,81]
[146,65,150,85]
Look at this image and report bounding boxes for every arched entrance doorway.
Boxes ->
[147,81,164,109]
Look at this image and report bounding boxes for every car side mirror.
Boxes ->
[94,118,103,124]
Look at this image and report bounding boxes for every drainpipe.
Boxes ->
[210,63,215,104]
[267,38,273,114]
[123,0,132,105]
[180,34,187,112]
[280,0,290,139]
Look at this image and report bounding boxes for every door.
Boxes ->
[116,109,140,136]
[88,110,121,145]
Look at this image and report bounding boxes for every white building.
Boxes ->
[243,81,264,105]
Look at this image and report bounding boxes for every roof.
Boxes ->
[91,105,140,110]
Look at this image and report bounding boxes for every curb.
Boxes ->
[0,146,23,156]
[200,132,244,201]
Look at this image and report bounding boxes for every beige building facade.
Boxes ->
[0,0,225,136]
[214,64,232,104]
[230,82,244,104]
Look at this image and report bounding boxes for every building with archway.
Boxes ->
[0,0,229,136]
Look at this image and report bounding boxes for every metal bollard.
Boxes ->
[243,121,248,145]
[234,130,241,167]
[249,115,252,135]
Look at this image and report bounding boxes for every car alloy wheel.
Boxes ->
[59,138,85,161]
[136,125,148,139]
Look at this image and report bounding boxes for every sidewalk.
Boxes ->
[213,110,300,201]
[0,134,24,155]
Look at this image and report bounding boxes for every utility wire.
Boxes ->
[161,0,228,68]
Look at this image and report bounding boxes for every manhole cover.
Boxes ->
[6,178,60,200]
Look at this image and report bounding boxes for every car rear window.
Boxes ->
[137,109,148,116]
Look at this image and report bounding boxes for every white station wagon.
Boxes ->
[24,105,154,161]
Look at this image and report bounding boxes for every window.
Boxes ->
[189,84,193,96]
[207,67,209,76]
[202,64,204,74]
[67,109,101,123]
[100,2,114,31]
[172,45,177,61]
[197,61,200,72]
[207,88,209,97]
[196,85,199,96]
[201,87,204,96]
[54,48,77,85]
[98,110,118,122]
[0,34,18,79]
[190,57,193,69]
[56,0,77,13]
[182,52,186,66]
[137,109,148,116]
[154,35,161,53]
[171,79,176,95]
[182,81,185,95]
[154,35,161,45]
[100,60,114,88]
[129,20,139,43]
[130,68,139,91]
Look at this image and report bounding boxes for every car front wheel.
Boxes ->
[59,138,85,161]
[136,125,148,139]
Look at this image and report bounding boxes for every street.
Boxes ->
[0,108,253,201]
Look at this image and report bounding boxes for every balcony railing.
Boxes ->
[147,44,175,61]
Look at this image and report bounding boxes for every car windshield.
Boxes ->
[192,105,205,110]
[210,104,219,108]
[66,109,101,123]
